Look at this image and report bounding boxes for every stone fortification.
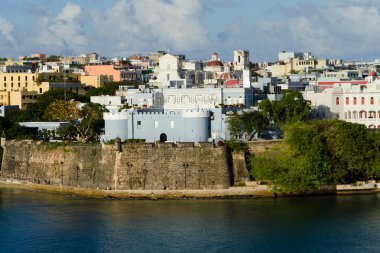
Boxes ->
[245,140,283,156]
[0,140,231,190]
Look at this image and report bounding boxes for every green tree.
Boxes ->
[45,100,107,142]
[259,91,311,127]
[15,89,87,122]
[46,55,61,62]
[85,84,119,99]
[227,111,269,140]
[249,120,380,194]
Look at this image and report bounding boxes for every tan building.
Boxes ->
[0,72,84,108]
[0,90,38,109]
[0,72,38,92]
[80,75,112,88]
[271,58,327,77]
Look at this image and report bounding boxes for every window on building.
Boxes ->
[371,97,374,105]
[346,97,349,105]
[154,121,158,128]
[11,83,13,88]
[39,88,42,93]
[18,76,20,81]
[25,76,27,81]
[361,97,365,105]
[171,121,175,129]
[336,97,340,105]
[137,120,141,129]
[11,76,13,81]
[354,97,357,105]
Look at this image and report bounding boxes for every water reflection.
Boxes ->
[1,187,380,253]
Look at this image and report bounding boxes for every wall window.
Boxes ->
[336,97,340,105]
[371,97,374,105]
[346,97,349,105]
[171,121,175,129]
[154,121,158,128]
[137,120,141,129]
[361,97,365,105]
[353,97,357,105]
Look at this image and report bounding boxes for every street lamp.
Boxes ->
[143,168,148,190]
[198,169,204,189]
[182,163,189,189]
[127,162,133,190]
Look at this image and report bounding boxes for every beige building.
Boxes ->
[271,58,327,77]
[80,75,113,88]
[0,90,38,109]
[0,71,85,108]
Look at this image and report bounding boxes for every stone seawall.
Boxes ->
[0,141,232,190]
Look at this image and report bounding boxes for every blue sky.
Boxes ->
[0,0,379,61]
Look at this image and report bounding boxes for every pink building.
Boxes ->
[85,64,145,83]
[85,65,121,82]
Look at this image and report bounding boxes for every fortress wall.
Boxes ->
[0,141,231,190]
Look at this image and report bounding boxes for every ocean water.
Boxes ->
[0,186,380,253]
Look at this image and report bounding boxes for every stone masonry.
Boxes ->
[0,140,231,190]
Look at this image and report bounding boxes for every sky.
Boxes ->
[0,0,380,62]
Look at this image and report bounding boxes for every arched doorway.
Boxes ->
[160,133,167,143]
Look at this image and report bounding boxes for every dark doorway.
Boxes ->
[160,133,167,143]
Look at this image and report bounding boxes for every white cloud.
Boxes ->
[255,0,380,60]
[90,0,209,56]
[0,16,16,45]
[33,2,86,54]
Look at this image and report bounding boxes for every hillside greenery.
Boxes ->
[249,120,380,194]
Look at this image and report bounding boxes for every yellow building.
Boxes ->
[80,75,112,88]
[0,72,85,108]
[0,72,38,93]
[0,90,38,109]
[271,58,327,77]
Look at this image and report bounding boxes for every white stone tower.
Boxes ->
[233,50,249,71]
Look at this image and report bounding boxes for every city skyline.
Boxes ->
[1,0,380,61]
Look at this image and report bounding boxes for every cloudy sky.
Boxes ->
[0,0,379,61]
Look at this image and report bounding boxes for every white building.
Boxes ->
[149,54,190,88]
[305,73,380,128]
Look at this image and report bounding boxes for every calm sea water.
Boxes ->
[1,187,380,253]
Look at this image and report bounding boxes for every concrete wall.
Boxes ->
[0,140,231,190]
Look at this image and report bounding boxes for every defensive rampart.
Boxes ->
[0,140,232,190]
